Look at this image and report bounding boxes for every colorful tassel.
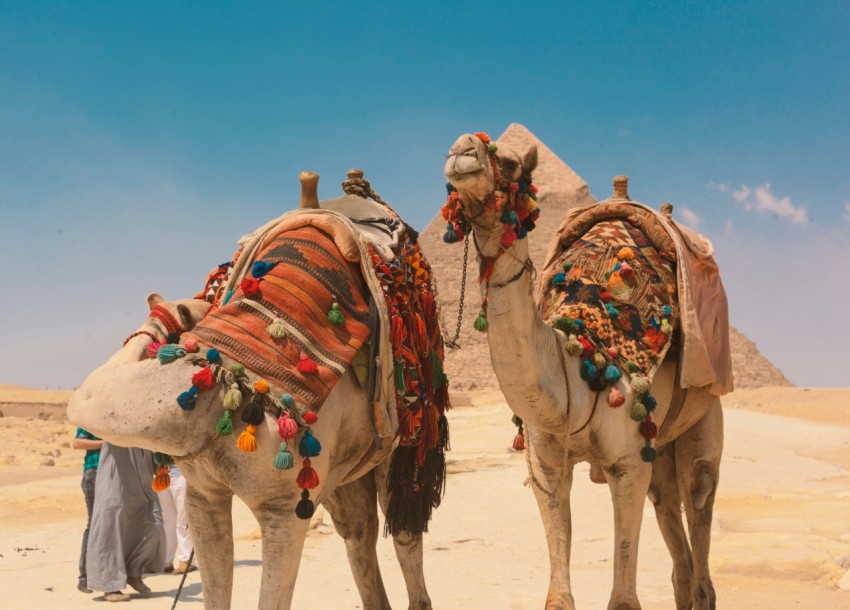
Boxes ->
[251,260,277,278]
[500,207,518,225]
[151,465,171,492]
[605,303,620,319]
[191,366,215,390]
[237,424,258,452]
[224,383,243,410]
[241,396,266,425]
[580,359,597,381]
[146,341,164,359]
[273,443,294,470]
[297,352,318,374]
[630,400,648,422]
[298,429,321,458]
[566,334,583,356]
[281,394,295,409]
[644,394,657,412]
[296,458,319,489]
[619,261,634,279]
[231,363,245,377]
[578,335,594,358]
[327,301,344,325]
[631,377,650,394]
[604,364,622,384]
[593,352,607,369]
[277,412,298,440]
[215,410,234,436]
[240,277,260,297]
[295,489,315,519]
[608,387,625,408]
[303,411,318,425]
[641,442,657,463]
[206,348,221,363]
[254,380,269,394]
[551,271,566,285]
[512,430,525,451]
[395,360,406,393]
[267,317,287,338]
[617,247,635,261]
[500,228,516,248]
[639,420,658,439]
[177,386,198,410]
[184,338,199,353]
[156,344,185,363]
[443,223,458,244]
[473,310,488,332]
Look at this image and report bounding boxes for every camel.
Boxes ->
[68,173,442,610]
[442,133,726,610]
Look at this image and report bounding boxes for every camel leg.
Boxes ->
[526,428,576,610]
[647,443,693,610]
[676,404,723,610]
[375,459,433,610]
[323,471,392,610]
[604,454,653,610]
[184,481,235,610]
[249,498,310,610]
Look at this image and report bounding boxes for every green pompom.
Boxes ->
[630,400,647,422]
[224,383,243,410]
[626,360,639,373]
[487,143,498,153]
[631,377,650,394]
[327,302,344,325]
[566,334,583,356]
[473,311,488,332]
[641,445,657,463]
[215,410,234,436]
[231,363,245,377]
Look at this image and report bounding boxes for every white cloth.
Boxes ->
[156,465,194,564]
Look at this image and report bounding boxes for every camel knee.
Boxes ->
[690,463,717,512]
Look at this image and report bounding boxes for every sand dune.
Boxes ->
[1,386,849,609]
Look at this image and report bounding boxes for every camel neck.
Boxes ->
[480,238,578,432]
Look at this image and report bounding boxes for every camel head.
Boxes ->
[67,294,216,456]
[444,132,538,257]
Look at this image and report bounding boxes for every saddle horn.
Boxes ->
[299,171,320,209]
[613,175,630,200]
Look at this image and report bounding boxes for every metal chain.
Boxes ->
[439,232,471,349]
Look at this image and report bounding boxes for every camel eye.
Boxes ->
[503,160,518,171]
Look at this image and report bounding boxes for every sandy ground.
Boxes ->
[1,387,849,609]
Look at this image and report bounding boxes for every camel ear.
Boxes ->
[522,145,538,176]
[176,304,194,331]
[147,293,164,311]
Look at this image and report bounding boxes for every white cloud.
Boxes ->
[679,206,702,228]
[724,183,808,224]
[844,203,850,223]
[709,181,729,193]
[732,185,751,203]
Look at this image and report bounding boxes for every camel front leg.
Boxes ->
[526,428,576,610]
[250,499,310,610]
[375,459,433,610]
[184,482,235,610]
[604,454,652,610]
[323,471,392,610]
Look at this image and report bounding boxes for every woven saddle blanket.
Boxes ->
[539,204,680,387]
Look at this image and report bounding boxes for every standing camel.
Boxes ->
[442,132,727,610]
[69,172,447,610]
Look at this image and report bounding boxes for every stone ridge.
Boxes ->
[421,124,791,393]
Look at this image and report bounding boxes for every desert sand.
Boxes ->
[1,387,849,609]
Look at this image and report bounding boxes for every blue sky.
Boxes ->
[1,1,848,389]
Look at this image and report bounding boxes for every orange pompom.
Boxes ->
[254,380,270,394]
[237,424,258,453]
[474,132,491,145]
[151,465,171,492]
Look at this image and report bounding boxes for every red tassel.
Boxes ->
[420,292,436,321]
[412,313,428,353]
[146,342,163,359]
[500,228,516,248]
[241,277,261,297]
[297,351,318,374]
[512,432,525,451]
[192,366,215,390]
[639,419,658,440]
[578,335,595,358]
[390,314,406,348]
[480,258,494,282]
[303,411,318,424]
[296,459,319,489]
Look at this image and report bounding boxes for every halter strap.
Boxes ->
[149,304,185,336]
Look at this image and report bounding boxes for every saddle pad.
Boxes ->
[186,225,372,409]
[540,217,679,383]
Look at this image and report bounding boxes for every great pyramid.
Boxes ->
[420,123,792,392]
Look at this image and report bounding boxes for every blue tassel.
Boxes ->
[662,305,672,316]
[605,303,620,318]
[252,260,277,278]
[223,290,235,305]
[604,364,622,384]
[644,394,657,411]
[177,386,198,410]
[443,223,458,244]
[551,271,566,285]
[580,359,598,381]
[500,208,518,225]
[641,441,657,463]
[299,429,321,458]
[274,443,294,470]
[206,348,221,363]
[157,344,185,363]
[516,224,528,239]
[281,393,295,409]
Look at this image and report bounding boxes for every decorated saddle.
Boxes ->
[156,189,449,535]
[537,200,725,462]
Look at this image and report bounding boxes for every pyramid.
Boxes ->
[420,124,791,392]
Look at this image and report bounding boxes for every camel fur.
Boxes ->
[444,133,724,610]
